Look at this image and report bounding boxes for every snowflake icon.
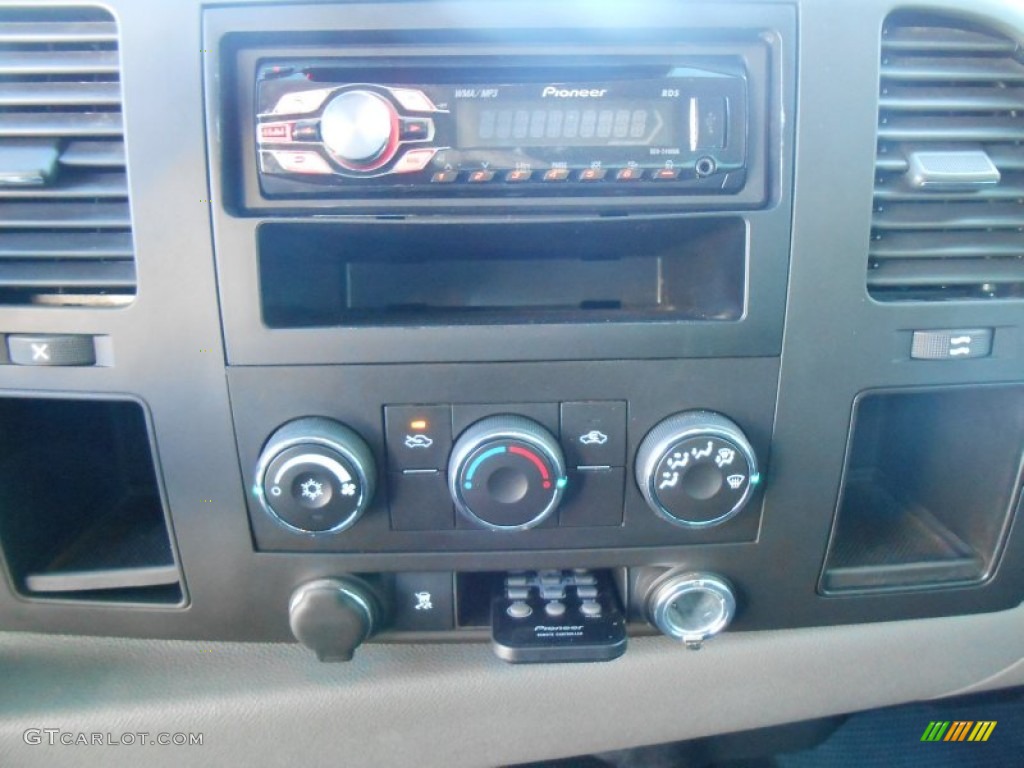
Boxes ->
[300,478,324,502]
[341,482,357,497]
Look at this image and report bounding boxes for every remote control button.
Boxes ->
[580,600,602,617]
[540,585,566,600]
[545,601,567,618]
[506,586,530,600]
[507,601,533,619]
[576,585,599,600]
[505,575,529,587]
[539,570,563,585]
[571,573,597,586]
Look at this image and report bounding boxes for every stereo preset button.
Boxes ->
[392,148,438,174]
[431,170,458,183]
[269,150,333,175]
[653,168,680,181]
[615,168,643,181]
[506,170,532,182]
[468,170,495,183]
[543,168,570,182]
[578,168,607,182]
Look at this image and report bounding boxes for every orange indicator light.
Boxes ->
[410,420,428,430]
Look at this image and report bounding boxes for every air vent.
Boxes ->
[869,13,1024,301]
[0,6,134,307]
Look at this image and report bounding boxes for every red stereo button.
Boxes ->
[392,148,438,174]
[258,122,293,142]
[616,168,643,181]
[543,168,570,182]
[391,88,438,113]
[431,170,459,183]
[400,118,433,141]
[652,168,680,181]
[468,170,495,183]
[269,150,332,175]
[578,168,607,181]
[506,170,532,182]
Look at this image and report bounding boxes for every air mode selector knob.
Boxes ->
[319,90,397,167]
[635,411,759,528]
[255,417,377,533]
[449,415,568,531]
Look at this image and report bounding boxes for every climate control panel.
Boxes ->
[250,401,763,543]
[230,358,777,554]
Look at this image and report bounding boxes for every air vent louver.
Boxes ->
[869,13,1024,301]
[0,7,134,307]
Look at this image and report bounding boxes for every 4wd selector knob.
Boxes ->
[319,90,397,167]
[255,417,376,533]
[635,411,759,527]
[449,415,568,531]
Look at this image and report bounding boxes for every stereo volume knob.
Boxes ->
[319,90,397,167]
[449,415,568,531]
[635,411,759,527]
[255,417,376,533]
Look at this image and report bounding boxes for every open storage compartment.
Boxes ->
[821,385,1024,593]
[0,397,183,604]
[258,216,746,328]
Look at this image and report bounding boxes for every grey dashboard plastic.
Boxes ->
[0,0,1022,765]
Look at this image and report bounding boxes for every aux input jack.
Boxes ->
[695,157,717,177]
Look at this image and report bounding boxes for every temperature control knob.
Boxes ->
[255,417,376,533]
[635,411,759,527]
[449,415,568,530]
[319,90,397,167]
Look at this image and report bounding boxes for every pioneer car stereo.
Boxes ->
[254,59,749,197]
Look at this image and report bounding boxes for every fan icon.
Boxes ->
[341,482,357,497]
